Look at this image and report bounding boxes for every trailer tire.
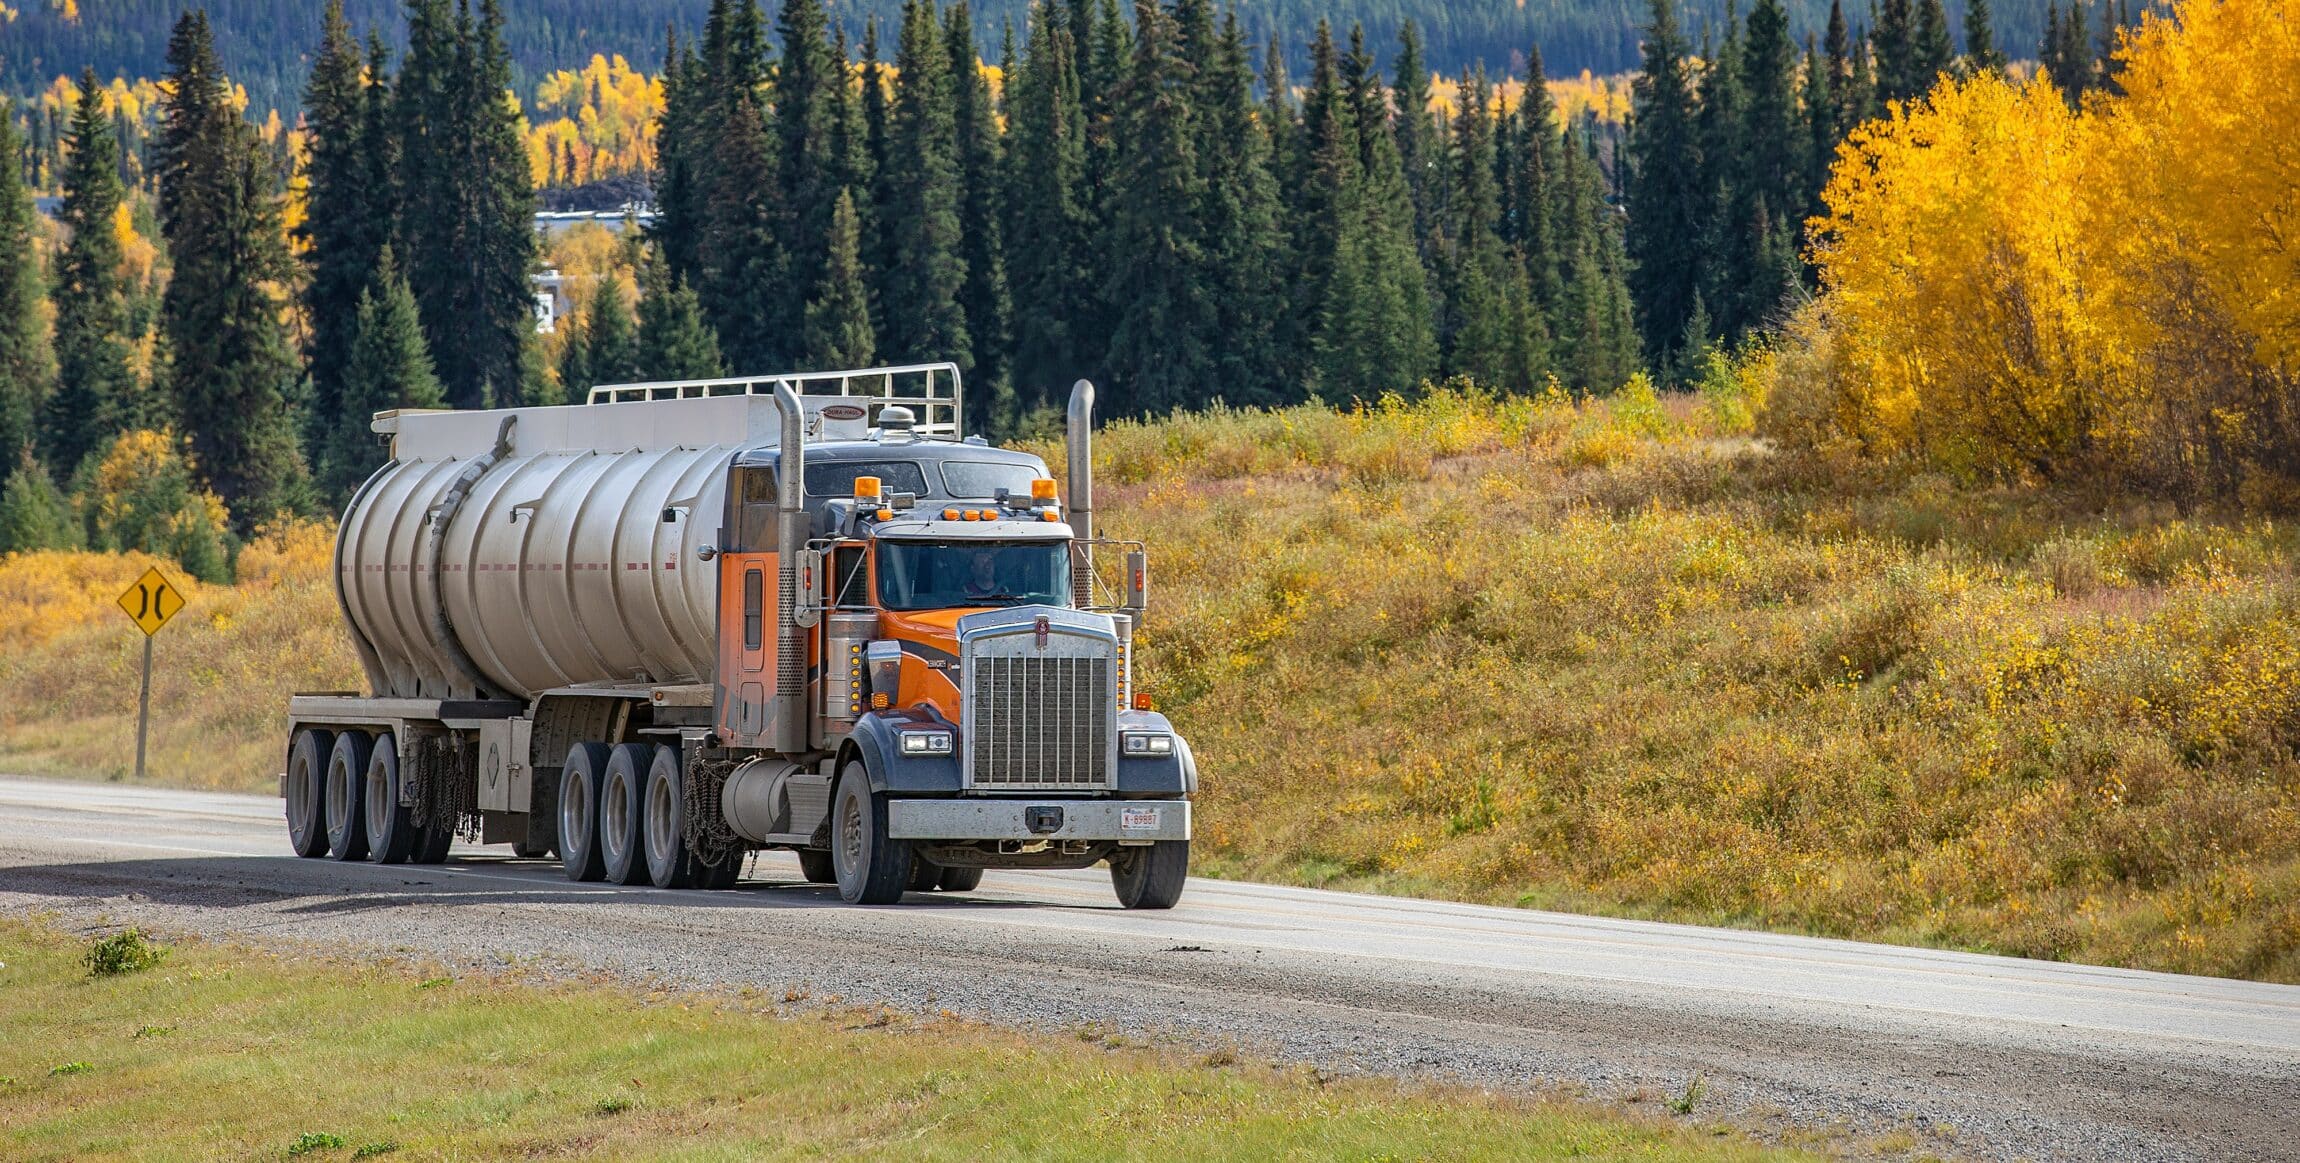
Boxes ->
[1110,840,1189,910]
[642,745,697,889]
[795,849,836,884]
[364,733,418,865]
[909,857,943,892]
[325,731,374,861]
[599,743,653,886]
[558,743,610,881]
[831,762,912,905]
[938,866,984,892]
[691,849,743,890]
[285,728,333,858]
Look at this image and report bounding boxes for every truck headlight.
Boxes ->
[899,731,953,756]
[1121,732,1174,757]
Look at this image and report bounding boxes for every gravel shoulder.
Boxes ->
[4,776,2296,1162]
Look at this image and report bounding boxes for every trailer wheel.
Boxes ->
[938,866,984,892]
[599,743,654,886]
[558,743,610,882]
[795,849,837,884]
[1110,840,1189,910]
[909,858,943,892]
[285,728,333,858]
[364,732,418,865]
[831,762,912,905]
[641,745,697,889]
[325,732,374,861]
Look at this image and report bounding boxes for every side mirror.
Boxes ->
[1123,550,1148,614]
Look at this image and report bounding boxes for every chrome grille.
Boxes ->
[968,654,1113,788]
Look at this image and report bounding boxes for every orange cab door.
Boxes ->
[716,467,778,747]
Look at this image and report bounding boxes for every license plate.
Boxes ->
[1120,807,1162,831]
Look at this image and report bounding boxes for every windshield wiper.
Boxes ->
[962,591,1034,603]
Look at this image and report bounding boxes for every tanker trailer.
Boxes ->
[279,364,1195,906]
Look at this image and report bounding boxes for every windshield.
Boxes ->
[878,541,1070,611]
[941,460,1041,500]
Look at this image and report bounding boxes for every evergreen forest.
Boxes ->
[1,0,2076,113]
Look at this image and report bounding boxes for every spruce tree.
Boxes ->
[396,0,538,409]
[1513,46,1565,323]
[43,71,139,476]
[1192,10,1287,405]
[948,1,1012,416]
[702,92,784,375]
[156,11,310,529]
[1803,35,1837,226]
[1555,132,1641,392]
[775,0,840,331]
[653,27,708,286]
[1005,0,1094,405]
[1963,0,2006,75]
[584,274,641,390]
[0,100,53,489]
[1439,69,1519,391]
[556,310,591,403]
[637,256,725,380]
[298,1,381,463]
[319,248,443,503]
[1624,0,1705,371]
[1101,0,1208,416]
[804,188,877,368]
[861,18,898,320]
[1875,0,1916,103]
[1390,22,1439,254]
[883,0,971,369]
[1913,0,1955,92]
[0,449,79,552]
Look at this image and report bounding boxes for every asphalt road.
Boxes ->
[3,776,2295,1162]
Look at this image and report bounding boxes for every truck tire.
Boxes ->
[795,849,837,884]
[325,731,374,861]
[909,858,943,892]
[1110,840,1189,910]
[558,742,610,882]
[642,745,697,889]
[363,732,418,865]
[412,817,455,864]
[938,866,984,892]
[831,762,912,905]
[599,743,654,886]
[285,728,333,858]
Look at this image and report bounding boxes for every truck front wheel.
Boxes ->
[831,763,913,905]
[1110,840,1189,910]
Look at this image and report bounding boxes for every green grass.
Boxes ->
[0,919,1811,1162]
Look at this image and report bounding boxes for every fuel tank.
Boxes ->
[336,396,777,700]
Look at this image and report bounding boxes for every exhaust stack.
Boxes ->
[775,381,808,754]
[1067,379,1094,607]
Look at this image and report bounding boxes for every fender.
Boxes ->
[847,709,962,795]
[1114,709,1195,796]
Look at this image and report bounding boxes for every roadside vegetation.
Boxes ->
[5,384,2297,983]
[0,918,1804,1161]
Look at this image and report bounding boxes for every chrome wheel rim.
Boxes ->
[561,773,588,857]
[364,756,390,842]
[645,769,677,866]
[602,771,630,865]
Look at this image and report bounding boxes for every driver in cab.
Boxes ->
[963,547,1003,600]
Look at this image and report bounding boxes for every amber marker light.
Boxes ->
[876,508,893,521]
[1133,692,1154,711]
[961,510,980,521]
[943,508,960,520]
[1040,511,1059,521]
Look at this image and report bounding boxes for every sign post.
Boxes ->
[115,567,185,782]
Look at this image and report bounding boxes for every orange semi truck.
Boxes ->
[279,365,1195,906]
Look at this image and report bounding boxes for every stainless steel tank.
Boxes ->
[337,396,784,700]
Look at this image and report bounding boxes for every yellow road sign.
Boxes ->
[116,567,185,637]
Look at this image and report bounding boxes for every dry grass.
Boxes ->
[5,389,2297,981]
[0,521,358,788]
[0,918,1803,1161]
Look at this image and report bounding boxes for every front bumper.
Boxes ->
[886,798,1192,842]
